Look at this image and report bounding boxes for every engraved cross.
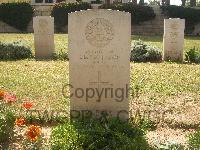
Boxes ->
[89,71,110,90]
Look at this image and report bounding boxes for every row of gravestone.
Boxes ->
[33,9,185,120]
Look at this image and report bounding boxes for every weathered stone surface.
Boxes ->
[69,9,131,120]
[163,18,185,62]
[33,16,55,59]
[193,23,200,36]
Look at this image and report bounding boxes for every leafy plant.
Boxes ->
[188,129,200,149]
[185,47,200,63]
[52,50,69,60]
[131,111,157,131]
[50,118,150,150]
[0,41,33,60]
[0,2,34,31]
[51,2,91,31]
[0,91,17,145]
[91,0,102,4]
[101,3,156,25]
[130,40,162,62]
[0,102,15,145]
[0,111,15,144]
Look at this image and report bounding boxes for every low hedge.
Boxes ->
[101,3,156,25]
[130,40,162,62]
[51,2,155,30]
[50,118,150,149]
[161,5,200,33]
[51,2,91,31]
[0,41,33,60]
[0,2,34,31]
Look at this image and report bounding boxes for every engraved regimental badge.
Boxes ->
[85,18,114,48]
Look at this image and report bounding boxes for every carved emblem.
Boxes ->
[85,18,114,48]
[170,21,179,30]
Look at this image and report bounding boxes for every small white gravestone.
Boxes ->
[69,9,131,120]
[122,0,129,3]
[163,18,185,62]
[33,16,55,59]
[31,0,56,4]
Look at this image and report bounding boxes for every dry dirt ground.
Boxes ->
[130,93,200,148]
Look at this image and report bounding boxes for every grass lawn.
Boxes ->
[0,34,200,147]
[0,34,200,54]
[134,35,200,52]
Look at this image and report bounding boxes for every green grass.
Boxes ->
[188,129,200,149]
[0,34,68,56]
[132,35,200,53]
[0,34,199,55]
[0,60,69,111]
[1,61,200,111]
[0,34,200,126]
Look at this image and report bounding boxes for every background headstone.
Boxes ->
[69,9,131,120]
[163,18,185,62]
[33,16,55,59]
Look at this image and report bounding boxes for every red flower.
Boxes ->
[0,90,6,99]
[4,93,17,103]
[26,125,42,142]
[22,102,33,109]
[15,118,26,126]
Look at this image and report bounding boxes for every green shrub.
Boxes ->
[91,0,103,4]
[51,2,155,30]
[51,2,91,31]
[0,2,34,31]
[0,41,33,60]
[185,47,200,63]
[188,129,200,149]
[50,118,150,150]
[161,5,200,33]
[130,40,162,62]
[0,111,15,144]
[52,50,69,60]
[102,3,156,25]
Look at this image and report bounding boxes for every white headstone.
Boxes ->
[69,9,131,120]
[31,0,56,4]
[122,0,129,3]
[163,18,185,62]
[33,16,55,59]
